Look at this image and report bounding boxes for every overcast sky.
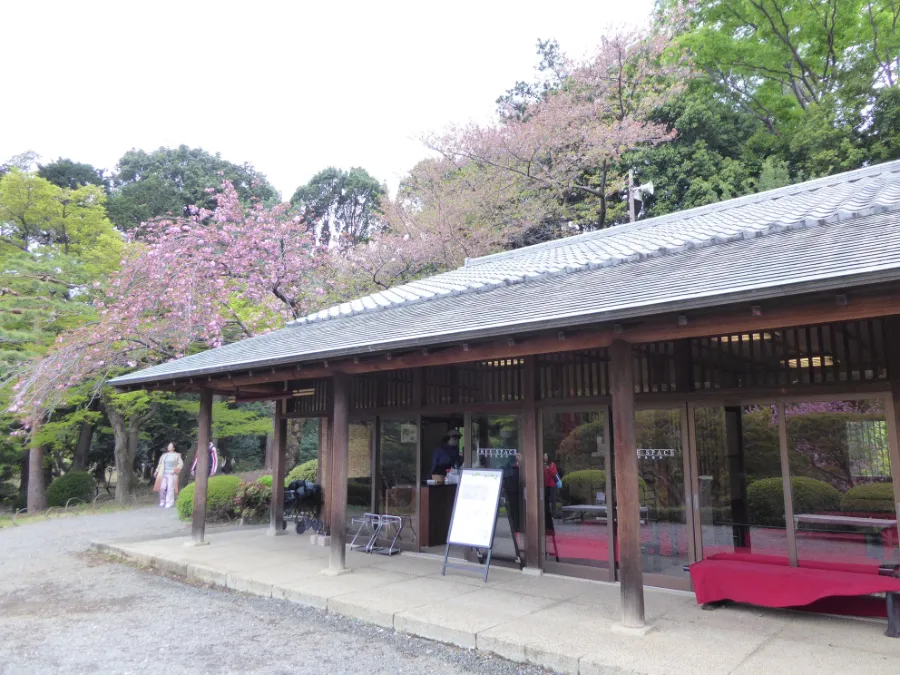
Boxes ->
[2,0,653,198]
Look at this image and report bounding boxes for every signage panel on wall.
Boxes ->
[400,424,418,444]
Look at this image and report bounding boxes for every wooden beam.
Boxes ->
[521,356,541,569]
[268,399,287,535]
[609,340,645,628]
[327,373,350,573]
[191,389,213,544]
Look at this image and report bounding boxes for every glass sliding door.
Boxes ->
[785,398,899,567]
[473,414,523,562]
[345,422,373,530]
[633,408,690,579]
[693,404,790,562]
[541,409,612,577]
[378,418,419,548]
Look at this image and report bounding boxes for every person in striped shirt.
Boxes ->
[191,442,218,478]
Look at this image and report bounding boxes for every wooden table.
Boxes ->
[794,513,898,558]
[419,484,457,547]
[794,514,897,529]
[561,504,649,525]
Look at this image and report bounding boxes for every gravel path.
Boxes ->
[0,508,556,675]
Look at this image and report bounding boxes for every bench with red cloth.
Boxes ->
[687,552,900,637]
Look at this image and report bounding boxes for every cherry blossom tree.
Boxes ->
[425,26,683,231]
[12,181,326,501]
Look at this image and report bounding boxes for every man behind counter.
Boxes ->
[430,429,462,476]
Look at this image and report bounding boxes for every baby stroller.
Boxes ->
[284,480,324,534]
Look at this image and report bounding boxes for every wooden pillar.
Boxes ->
[320,415,332,527]
[191,389,213,544]
[268,399,287,535]
[522,356,541,569]
[327,373,350,572]
[882,318,900,558]
[609,340,646,629]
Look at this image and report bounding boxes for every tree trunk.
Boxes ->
[107,406,137,503]
[73,420,94,472]
[18,450,29,507]
[27,443,48,512]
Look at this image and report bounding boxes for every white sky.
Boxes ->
[2,0,654,198]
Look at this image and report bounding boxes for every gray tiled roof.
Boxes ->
[110,161,900,386]
[296,160,900,324]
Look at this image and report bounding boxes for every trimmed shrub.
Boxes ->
[234,480,272,523]
[176,475,241,521]
[842,482,895,513]
[347,478,371,506]
[561,469,647,505]
[286,459,318,484]
[747,476,841,526]
[46,471,95,507]
[256,475,273,487]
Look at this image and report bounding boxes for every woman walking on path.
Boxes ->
[153,443,183,508]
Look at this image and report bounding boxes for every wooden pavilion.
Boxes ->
[111,160,900,630]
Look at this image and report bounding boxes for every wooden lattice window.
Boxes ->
[423,360,525,405]
[292,379,330,415]
[633,342,677,394]
[692,319,889,390]
[537,350,608,400]
[350,370,416,410]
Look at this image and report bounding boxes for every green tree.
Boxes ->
[671,0,900,178]
[38,158,106,190]
[291,167,385,247]
[107,145,279,232]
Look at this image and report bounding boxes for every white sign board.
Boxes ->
[446,468,504,549]
[400,424,418,444]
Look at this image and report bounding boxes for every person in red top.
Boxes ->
[544,453,559,517]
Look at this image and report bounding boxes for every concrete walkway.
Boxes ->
[92,529,900,675]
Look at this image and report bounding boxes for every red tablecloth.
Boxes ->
[690,558,900,608]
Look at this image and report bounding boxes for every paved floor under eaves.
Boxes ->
[92,528,900,675]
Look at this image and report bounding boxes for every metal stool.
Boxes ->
[370,514,403,556]
[350,513,381,553]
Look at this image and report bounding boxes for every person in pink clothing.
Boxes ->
[544,452,560,517]
[153,443,183,508]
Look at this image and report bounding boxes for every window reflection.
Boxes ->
[379,419,418,546]
[634,409,689,577]
[786,399,899,567]
[473,415,523,562]
[345,422,372,530]
[542,410,610,569]
[695,405,789,562]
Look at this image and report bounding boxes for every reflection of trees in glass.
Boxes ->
[635,410,682,512]
[555,419,603,473]
[474,415,519,452]
[785,400,888,492]
[380,421,417,485]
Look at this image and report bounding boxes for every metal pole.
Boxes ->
[628,169,636,223]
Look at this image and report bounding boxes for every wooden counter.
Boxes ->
[419,484,457,547]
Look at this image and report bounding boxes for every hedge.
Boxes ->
[746,476,841,526]
[286,459,318,484]
[842,482,895,513]
[46,471,96,507]
[176,475,242,521]
[561,469,647,505]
